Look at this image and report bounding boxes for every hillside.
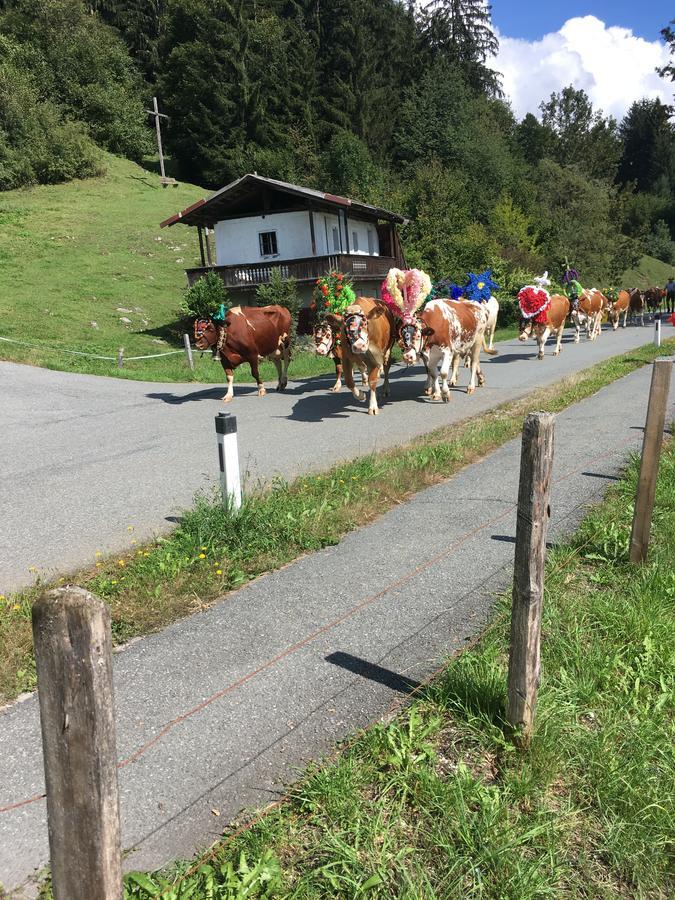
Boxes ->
[622,254,673,290]
[0,154,216,379]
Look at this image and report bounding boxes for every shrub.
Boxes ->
[181,272,230,320]
[256,269,301,333]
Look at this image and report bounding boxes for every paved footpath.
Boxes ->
[0,322,672,594]
[1,360,673,895]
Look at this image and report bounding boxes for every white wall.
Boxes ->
[214,211,312,265]
[214,210,381,265]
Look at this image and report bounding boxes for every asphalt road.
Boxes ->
[0,322,671,595]
[1,360,672,895]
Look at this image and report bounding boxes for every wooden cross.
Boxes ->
[146,96,177,187]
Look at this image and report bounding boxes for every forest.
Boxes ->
[1,0,674,288]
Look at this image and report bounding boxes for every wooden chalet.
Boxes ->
[160,174,408,304]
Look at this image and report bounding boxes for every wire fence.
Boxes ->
[0,334,189,365]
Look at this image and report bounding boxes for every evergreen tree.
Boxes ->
[657,19,675,86]
[617,98,674,196]
[420,0,501,96]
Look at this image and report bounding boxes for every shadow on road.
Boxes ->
[325,651,421,695]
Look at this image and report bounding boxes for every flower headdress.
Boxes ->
[464,270,499,303]
[313,271,356,316]
[430,278,464,301]
[380,268,432,322]
[518,273,551,324]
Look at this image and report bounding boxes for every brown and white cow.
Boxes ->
[571,289,605,342]
[341,298,396,415]
[312,313,366,392]
[518,294,570,360]
[193,305,291,402]
[401,298,487,401]
[606,290,630,330]
[628,288,645,326]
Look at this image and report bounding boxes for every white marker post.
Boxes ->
[215,412,242,511]
[183,333,195,371]
[654,317,661,347]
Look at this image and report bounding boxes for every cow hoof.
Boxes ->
[368,407,379,416]
[553,350,560,356]
[329,385,340,393]
[424,388,433,396]
[222,395,233,403]
[442,393,450,403]
[467,386,475,395]
[431,393,441,402]
[537,354,544,361]
[257,388,266,397]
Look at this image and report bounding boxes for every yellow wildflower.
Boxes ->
[199,553,206,559]
[216,569,222,575]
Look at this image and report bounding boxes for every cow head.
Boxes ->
[194,318,219,351]
[343,307,369,353]
[398,318,423,364]
[313,315,340,357]
[518,318,533,341]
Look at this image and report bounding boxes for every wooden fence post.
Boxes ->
[629,357,673,563]
[32,586,122,900]
[507,412,555,746]
[183,332,195,371]
[117,347,124,369]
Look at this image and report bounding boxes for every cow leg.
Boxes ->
[467,341,482,393]
[421,350,433,395]
[537,326,550,360]
[278,339,290,390]
[382,350,391,397]
[344,356,366,403]
[330,359,343,392]
[367,366,380,415]
[249,356,266,397]
[622,307,628,328]
[427,346,442,400]
[573,317,580,343]
[439,349,453,401]
[553,324,564,355]
[449,351,460,387]
[222,368,235,403]
[360,362,368,386]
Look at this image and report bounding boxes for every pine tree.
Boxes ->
[618,98,675,196]
[420,0,501,96]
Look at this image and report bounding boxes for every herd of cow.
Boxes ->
[192,284,665,415]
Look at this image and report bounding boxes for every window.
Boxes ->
[367,230,375,255]
[332,226,340,252]
[352,231,359,252]
[259,231,278,257]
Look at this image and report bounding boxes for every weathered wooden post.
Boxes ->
[116,347,124,369]
[32,587,122,900]
[215,412,242,511]
[507,412,555,746]
[629,357,672,563]
[183,333,195,371]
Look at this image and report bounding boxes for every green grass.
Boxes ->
[118,436,675,899]
[1,338,672,706]
[622,254,673,291]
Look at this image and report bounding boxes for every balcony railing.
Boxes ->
[185,254,404,288]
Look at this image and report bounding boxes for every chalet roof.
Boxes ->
[160,173,408,228]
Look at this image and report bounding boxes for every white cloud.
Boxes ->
[492,16,672,121]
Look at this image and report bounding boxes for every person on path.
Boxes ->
[665,276,675,314]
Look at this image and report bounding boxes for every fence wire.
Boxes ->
[0,335,185,361]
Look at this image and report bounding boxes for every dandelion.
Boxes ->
[216,569,222,575]
[28,566,38,573]
[95,551,102,558]
[111,579,118,585]
[200,546,207,551]
[143,552,150,557]
[96,562,102,568]
[127,525,134,532]
[199,553,206,559]
[118,559,126,567]
[13,604,21,611]
[131,539,137,545]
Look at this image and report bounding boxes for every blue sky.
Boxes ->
[491,1,672,43]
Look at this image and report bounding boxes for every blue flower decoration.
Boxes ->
[562,268,579,285]
[430,278,465,301]
[464,270,498,303]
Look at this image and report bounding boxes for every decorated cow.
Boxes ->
[518,272,569,359]
[311,272,364,392]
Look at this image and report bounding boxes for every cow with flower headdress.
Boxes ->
[311,272,366,392]
[517,272,570,360]
[430,271,500,357]
[392,269,488,401]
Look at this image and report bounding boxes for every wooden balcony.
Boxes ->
[185,254,404,288]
